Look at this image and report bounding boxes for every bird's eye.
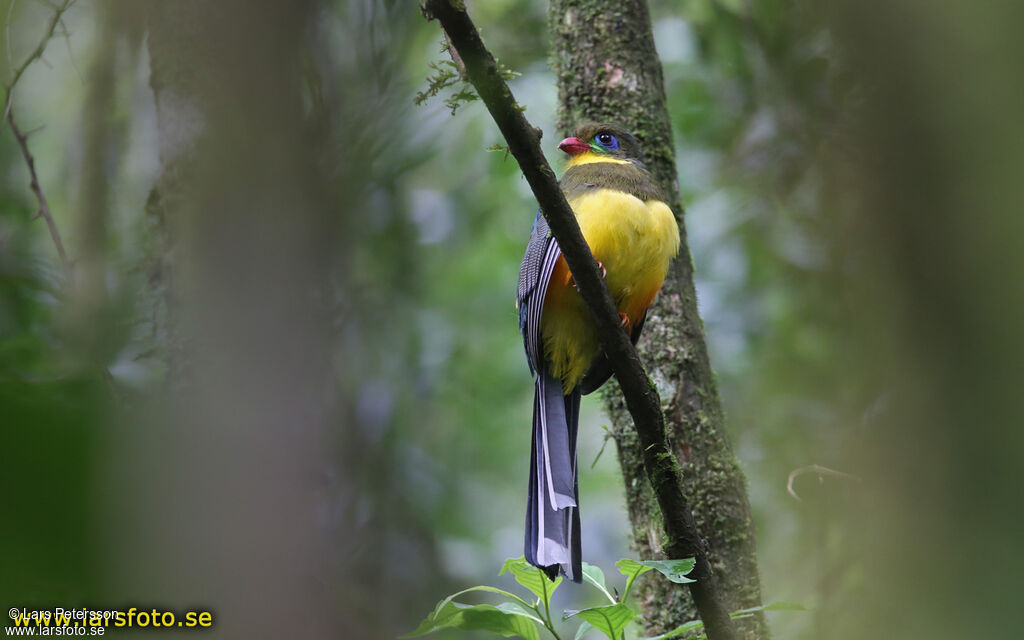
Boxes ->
[595,132,619,150]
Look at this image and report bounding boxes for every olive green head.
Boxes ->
[558,123,642,161]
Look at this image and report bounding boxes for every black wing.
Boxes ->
[517,212,561,376]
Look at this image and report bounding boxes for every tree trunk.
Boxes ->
[548,2,766,637]
[137,3,349,636]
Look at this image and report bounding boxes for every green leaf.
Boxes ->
[615,558,654,601]
[403,585,539,639]
[581,562,616,603]
[637,558,696,584]
[403,600,541,640]
[496,602,546,624]
[574,620,595,640]
[615,558,696,600]
[564,603,636,640]
[501,557,561,609]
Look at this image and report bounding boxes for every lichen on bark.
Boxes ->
[549,1,767,637]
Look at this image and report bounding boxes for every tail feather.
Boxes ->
[525,372,582,582]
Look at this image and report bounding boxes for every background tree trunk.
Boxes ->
[137,3,347,636]
[140,3,449,636]
[548,1,766,637]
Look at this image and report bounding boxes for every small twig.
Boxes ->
[58,17,82,83]
[5,0,17,76]
[3,0,121,398]
[786,464,862,502]
[3,0,75,123]
[442,32,466,76]
[21,122,45,137]
[590,425,613,468]
[2,0,75,275]
[7,108,71,275]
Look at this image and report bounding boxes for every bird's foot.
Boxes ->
[619,312,631,329]
[570,260,606,289]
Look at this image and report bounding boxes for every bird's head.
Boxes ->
[557,123,641,161]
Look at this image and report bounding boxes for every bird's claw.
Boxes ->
[619,312,631,329]
[570,260,606,289]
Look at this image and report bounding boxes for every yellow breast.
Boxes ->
[541,185,680,392]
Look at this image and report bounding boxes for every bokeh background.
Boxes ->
[2,1,1022,639]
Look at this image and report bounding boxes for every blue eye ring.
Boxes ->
[594,132,619,150]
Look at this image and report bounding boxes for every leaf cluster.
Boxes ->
[405,556,688,640]
[406,556,801,640]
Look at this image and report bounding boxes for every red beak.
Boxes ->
[558,137,591,155]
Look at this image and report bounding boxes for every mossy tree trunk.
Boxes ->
[548,2,766,637]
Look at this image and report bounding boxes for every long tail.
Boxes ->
[525,371,582,582]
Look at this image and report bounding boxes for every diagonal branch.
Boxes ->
[3,0,76,277]
[421,1,736,638]
[4,0,75,122]
[8,109,71,275]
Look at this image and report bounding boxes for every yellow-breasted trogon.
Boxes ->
[517,123,680,582]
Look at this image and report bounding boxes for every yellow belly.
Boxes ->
[540,188,680,392]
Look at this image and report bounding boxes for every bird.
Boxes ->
[517,123,680,582]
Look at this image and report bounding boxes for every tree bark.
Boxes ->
[145,0,215,378]
[549,1,766,637]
